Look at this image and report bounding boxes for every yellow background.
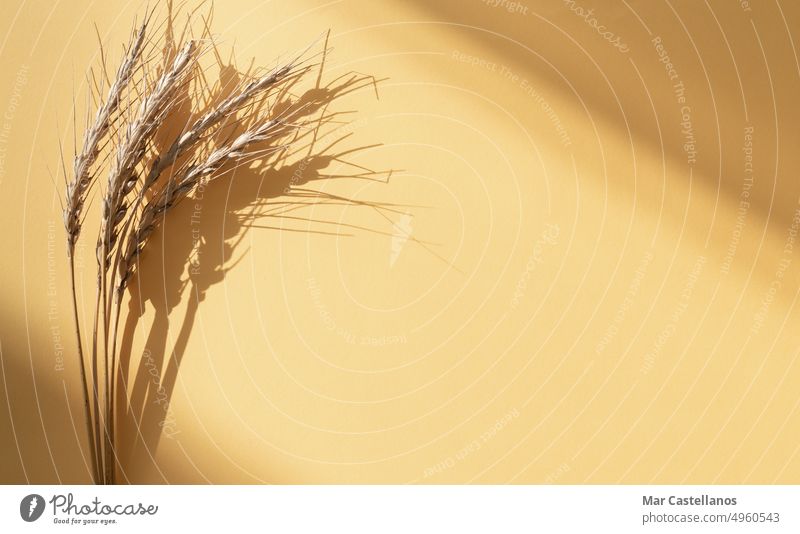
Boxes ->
[1,0,800,483]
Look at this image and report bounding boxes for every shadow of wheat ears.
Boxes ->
[59,2,361,484]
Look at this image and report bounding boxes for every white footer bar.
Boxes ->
[1,485,796,532]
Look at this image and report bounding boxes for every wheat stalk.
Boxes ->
[60,2,340,483]
[62,19,150,485]
[93,38,205,483]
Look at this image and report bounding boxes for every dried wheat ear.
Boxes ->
[62,6,329,484]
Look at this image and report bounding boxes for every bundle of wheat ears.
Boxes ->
[61,4,384,484]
